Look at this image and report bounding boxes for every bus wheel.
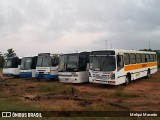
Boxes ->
[146,69,151,78]
[124,76,130,86]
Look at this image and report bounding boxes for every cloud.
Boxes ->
[0,0,160,56]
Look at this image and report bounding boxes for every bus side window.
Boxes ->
[141,54,145,63]
[124,53,130,65]
[18,59,21,65]
[31,57,37,69]
[117,55,124,71]
[150,54,154,62]
[146,54,150,62]
[51,57,58,66]
[136,54,141,63]
[79,54,87,71]
[154,54,157,62]
[12,58,18,68]
[130,53,136,64]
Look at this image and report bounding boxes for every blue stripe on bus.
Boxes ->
[20,72,32,78]
[35,74,58,79]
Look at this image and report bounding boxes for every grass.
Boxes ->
[0,98,38,111]
[143,77,160,82]
[111,86,139,98]
[0,67,2,72]
[0,69,159,119]
[39,83,78,93]
[113,91,139,98]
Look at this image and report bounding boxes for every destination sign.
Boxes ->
[91,51,115,55]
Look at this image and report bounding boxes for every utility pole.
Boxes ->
[149,40,151,50]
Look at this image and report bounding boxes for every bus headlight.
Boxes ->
[72,73,78,77]
[110,73,115,80]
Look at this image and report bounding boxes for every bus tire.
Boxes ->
[124,76,130,86]
[146,69,151,78]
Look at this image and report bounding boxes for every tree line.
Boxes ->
[0,48,160,68]
[0,48,16,67]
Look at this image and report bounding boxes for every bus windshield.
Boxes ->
[4,59,12,68]
[59,54,78,72]
[37,57,51,67]
[90,56,116,71]
[4,58,19,68]
[20,57,32,70]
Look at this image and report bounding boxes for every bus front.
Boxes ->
[3,57,21,77]
[36,53,59,79]
[58,52,89,83]
[89,50,117,85]
[20,56,37,78]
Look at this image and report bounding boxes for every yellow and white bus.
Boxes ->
[89,49,157,85]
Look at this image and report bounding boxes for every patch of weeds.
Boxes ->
[141,77,160,82]
[39,84,78,94]
[0,98,38,111]
[84,102,128,111]
[80,91,95,97]
[0,68,2,72]
[112,87,139,98]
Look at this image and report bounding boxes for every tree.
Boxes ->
[4,48,17,58]
[0,52,4,68]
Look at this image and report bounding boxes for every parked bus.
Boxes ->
[20,55,37,78]
[3,57,21,77]
[89,49,157,85]
[35,53,59,79]
[58,51,90,83]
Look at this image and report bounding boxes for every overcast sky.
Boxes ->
[0,0,160,56]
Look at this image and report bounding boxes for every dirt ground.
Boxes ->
[0,71,160,112]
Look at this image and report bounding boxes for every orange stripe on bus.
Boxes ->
[124,62,157,71]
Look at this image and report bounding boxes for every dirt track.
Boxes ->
[0,72,160,111]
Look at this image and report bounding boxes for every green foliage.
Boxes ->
[0,98,38,111]
[39,83,78,93]
[4,48,17,58]
[112,87,139,98]
[0,68,2,72]
[0,52,4,68]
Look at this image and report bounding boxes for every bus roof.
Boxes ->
[91,49,156,55]
[22,55,37,58]
[60,51,90,55]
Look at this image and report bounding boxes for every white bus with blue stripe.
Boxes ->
[58,51,90,83]
[35,53,59,79]
[3,57,21,77]
[20,55,38,78]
